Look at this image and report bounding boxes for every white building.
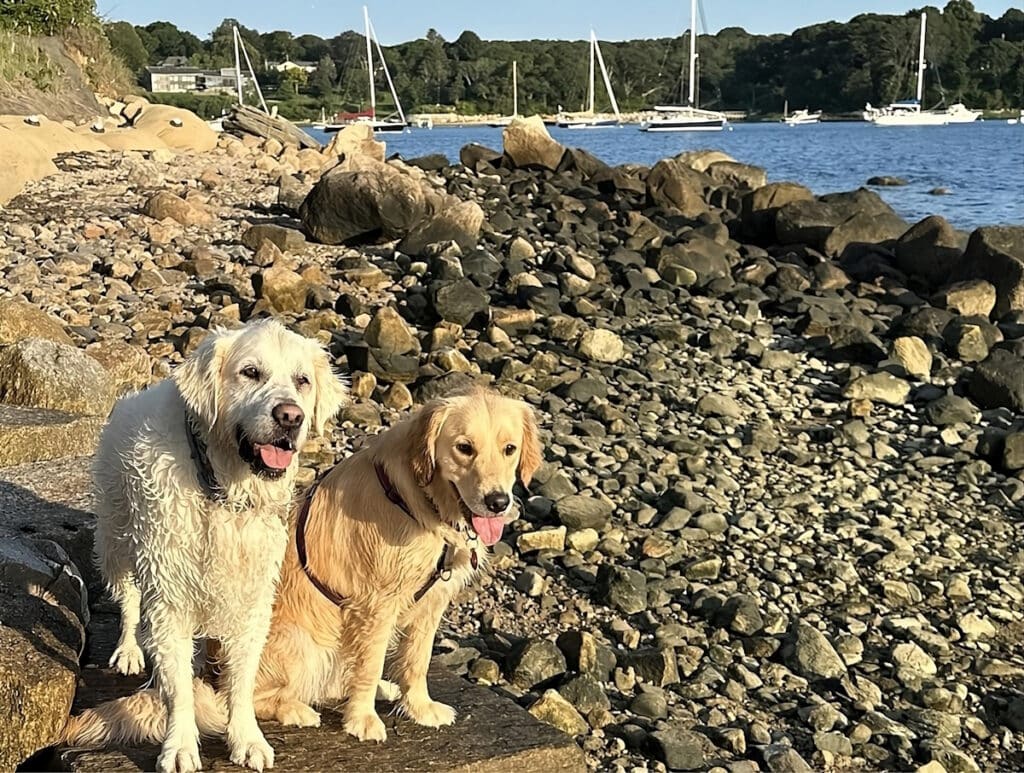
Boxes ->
[147,66,246,95]
[271,59,317,74]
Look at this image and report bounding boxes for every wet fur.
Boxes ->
[65,388,541,749]
[86,319,346,772]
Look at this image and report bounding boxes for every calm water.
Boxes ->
[307,121,1024,230]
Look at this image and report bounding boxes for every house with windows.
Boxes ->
[271,60,317,73]
[146,66,246,94]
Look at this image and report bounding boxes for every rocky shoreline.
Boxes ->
[1,110,1023,772]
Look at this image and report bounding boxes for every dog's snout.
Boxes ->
[272,403,305,429]
[483,491,510,514]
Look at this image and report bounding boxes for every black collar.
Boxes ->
[295,461,478,608]
[185,412,226,503]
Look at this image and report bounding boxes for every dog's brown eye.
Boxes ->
[241,366,261,380]
[295,374,310,388]
[504,444,517,456]
[456,442,474,456]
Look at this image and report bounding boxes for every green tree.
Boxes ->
[310,54,337,98]
[104,20,149,73]
[280,67,307,95]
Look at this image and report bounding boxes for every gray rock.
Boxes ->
[968,349,1024,411]
[645,726,705,771]
[783,621,846,680]
[596,565,648,615]
[508,638,566,690]
[0,538,88,770]
[555,495,613,530]
[0,338,115,416]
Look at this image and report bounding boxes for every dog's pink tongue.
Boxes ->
[257,444,293,470]
[471,515,505,546]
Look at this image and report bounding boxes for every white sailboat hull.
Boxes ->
[865,102,981,126]
[641,107,726,132]
[556,117,621,129]
[782,110,821,125]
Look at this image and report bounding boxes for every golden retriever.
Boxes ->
[90,319,347,772]
[66,388,541,753]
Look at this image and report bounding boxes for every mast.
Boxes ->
[512,60,518,117]
[232,26,243,104]
[916,11,927,105]
[364,6,376,118]
[369,15,406,124]
[593,32,621,120]
[588,30,596,115]
[688,0,697,106]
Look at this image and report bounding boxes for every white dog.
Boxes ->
[92,319,347,773]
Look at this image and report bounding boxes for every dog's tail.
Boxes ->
[62,679,228,747]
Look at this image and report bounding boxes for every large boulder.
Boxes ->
[0,538,88,770]
[502,116,566,171]
[776,188,898,251]
[459,143,503,173]
[894,215,965,287]
[740,182,814,241]
[142,191,213,227]
[647,157,710,218]
[0,300,71,346]
[673,149,736,172]
[951,226,1024,318]
[132,104,217,152]
[706,160,767,190]
[398,200,484,256]
[0,116,107,205]
[823,211,909,259]
[968,349,1024,412]
[0,338,116,416]
[299,156,433,244]
[323,122,385,163]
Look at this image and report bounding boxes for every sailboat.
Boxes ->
[556,30,621,129]
[488,60,519,128]
[324,6,407,134]
[863,12,980,126]
[208,26,270,131]
[781,100,821,126]
[641,0,726,132]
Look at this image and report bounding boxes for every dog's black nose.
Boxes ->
[483,491,510,514]
[272,403,305,429]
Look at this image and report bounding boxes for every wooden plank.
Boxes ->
[223,105,322,151]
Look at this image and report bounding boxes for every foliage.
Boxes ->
[145,91,235,118]
[0,0,97,35]
[107,1,1024,115]
[0,30,63,91]
[104,21,148,73]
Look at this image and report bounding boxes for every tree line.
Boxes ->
[101,1,1023,117]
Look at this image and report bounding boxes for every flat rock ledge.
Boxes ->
[54,616,586,773]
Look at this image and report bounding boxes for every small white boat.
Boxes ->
[413,116,433,129]
[1007,110,1024,125]
[640,0,725,132]
[555,30,621,129]
[864,12,980,126]
[488,60,520,127]
[782,104,821,126]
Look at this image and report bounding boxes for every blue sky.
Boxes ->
[98,0,1016,43]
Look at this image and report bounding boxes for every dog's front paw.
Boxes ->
[227,731,274,772]
[156,739,201,773]
[109,643,145,676]
[404,699,457,728]
[344,711,387,742]
[276,700,320,728]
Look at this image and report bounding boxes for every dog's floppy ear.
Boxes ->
[410,399,450,487]
[173,328,235,427]
[310,344,348,436]
[517,404,543,488]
